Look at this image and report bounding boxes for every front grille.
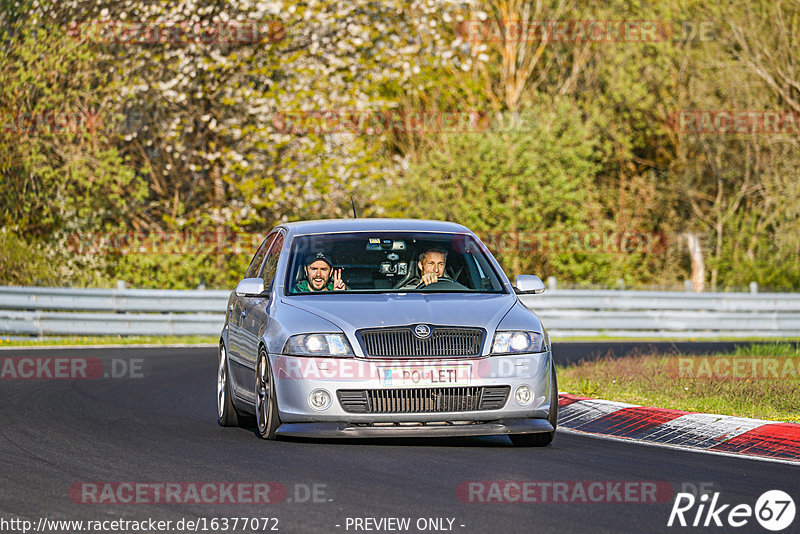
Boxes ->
[337,390,370,413]
[358,326,484,357]
[479,387,511,410]
[337,386,510,414]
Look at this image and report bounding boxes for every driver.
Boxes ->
[402,246,448,288]
[294,252,347,292]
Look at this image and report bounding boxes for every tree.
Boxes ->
[0,20,145,286]
[387,97,607,282]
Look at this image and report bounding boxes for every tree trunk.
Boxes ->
[212,164,225,270]
[711,220,722,290]
[686,232,705,292]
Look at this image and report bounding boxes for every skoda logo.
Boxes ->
[413,324,432,339]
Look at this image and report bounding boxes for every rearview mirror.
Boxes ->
[515,275,545,294]
[235,278,266,297]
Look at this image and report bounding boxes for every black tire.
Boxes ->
[510,364,558,447]
[217,344,240,427]
[255,347,281,439]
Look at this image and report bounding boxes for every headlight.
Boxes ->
[283,334,354,357]
[491,331,546,354]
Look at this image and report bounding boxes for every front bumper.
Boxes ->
[269,351,554,431]
[275,418,554,438]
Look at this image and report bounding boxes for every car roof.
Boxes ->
[278,218,473,237]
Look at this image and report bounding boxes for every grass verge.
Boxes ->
[557,342,800,423]
[0,335,218,347]
[553,336,800,342]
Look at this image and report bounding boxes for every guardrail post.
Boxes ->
[750,281,758,294]
[547,276,557,291]
[116,280,126,290]
[684,280,692,292]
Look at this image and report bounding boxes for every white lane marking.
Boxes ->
[558,427,800,467]
[638,413,778,448]
[558,399,636,428]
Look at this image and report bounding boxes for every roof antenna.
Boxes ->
[350,195,358,218]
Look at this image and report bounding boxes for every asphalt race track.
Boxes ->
[1,346,798,534]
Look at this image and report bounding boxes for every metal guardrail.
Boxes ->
[1,286,799,338]
[0,286,229,336]
[519,291,800,338]
[0,286,229,313]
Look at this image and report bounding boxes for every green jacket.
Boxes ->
[293,280,335,293]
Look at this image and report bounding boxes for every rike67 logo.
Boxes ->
[668,490,795,531]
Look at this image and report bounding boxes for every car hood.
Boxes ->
[281,293,516,334]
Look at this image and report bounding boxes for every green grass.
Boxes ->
[553,336,800,342]
[557,342,800,423]
[0,335,218,348]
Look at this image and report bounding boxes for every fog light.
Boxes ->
[515,385,533,406]
[308,389,331,411]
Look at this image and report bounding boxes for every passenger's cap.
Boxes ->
[305,252,333,267]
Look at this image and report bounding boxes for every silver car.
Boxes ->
[217,219,557,446]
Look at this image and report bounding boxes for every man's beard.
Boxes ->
[310,276,328,290]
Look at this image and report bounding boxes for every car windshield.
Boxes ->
[285,232,506,295]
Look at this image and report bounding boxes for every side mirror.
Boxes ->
[235,278,266,297]
[515,275,546,294]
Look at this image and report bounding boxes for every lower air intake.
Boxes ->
[337,386,510,414]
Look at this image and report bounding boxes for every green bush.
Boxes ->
[0,231,57,286]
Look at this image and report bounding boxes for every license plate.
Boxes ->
[378,364,471,388]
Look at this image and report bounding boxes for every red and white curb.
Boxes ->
[557,393,800,463]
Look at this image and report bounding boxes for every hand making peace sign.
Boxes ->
[332,269,346,290]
